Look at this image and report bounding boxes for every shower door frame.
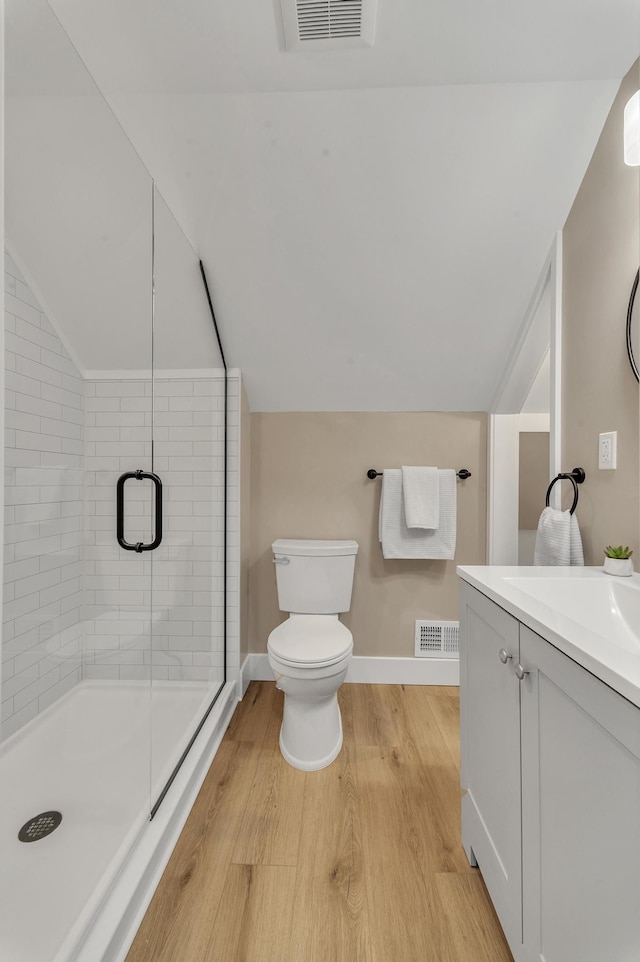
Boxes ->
[147,193,229,819]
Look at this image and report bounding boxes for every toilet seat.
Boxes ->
[267,615,352,668]
[268,650,351,684]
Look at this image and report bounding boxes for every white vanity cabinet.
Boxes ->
[459,584,523,952]
[519,623,640,962]
[460,581,640,962]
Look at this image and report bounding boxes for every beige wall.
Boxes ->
[248,412,487,657]
[239,381,251,662]
[562,62,640,564]
[519,433,550,530]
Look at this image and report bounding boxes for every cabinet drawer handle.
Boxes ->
[498,648,513,664]
[515,663,530,681]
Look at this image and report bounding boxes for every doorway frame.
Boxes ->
[487,232,563,564]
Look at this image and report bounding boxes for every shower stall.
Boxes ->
[1,2,240,959]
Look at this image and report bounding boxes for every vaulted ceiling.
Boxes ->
[6,0,640,410]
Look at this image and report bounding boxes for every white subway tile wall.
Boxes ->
[83,375,237,684]
[83,377,153,682]
[3,250,241,738]
[3,252,84,739]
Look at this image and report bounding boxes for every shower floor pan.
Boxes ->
[0,679,218,962]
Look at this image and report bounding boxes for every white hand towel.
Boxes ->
[401,466,439,529]
[379,469,457,560]
[534,507,584,566]
[569,513,584,566]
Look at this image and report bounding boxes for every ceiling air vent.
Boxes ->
[280,0,377,51]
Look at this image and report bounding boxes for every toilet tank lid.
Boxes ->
[272,539,358,557]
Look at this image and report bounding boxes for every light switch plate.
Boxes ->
[599,431,617,470]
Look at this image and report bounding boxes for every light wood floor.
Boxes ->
[127,682,513,962]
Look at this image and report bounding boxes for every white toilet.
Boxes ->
[267,538,358,772]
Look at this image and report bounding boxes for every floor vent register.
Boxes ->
[414,621,460,659]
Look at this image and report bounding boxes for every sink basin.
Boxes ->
[503,574,640,654]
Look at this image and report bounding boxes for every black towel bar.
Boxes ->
[367,468,471,481]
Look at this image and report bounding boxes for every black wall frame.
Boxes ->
[626,268,639,382]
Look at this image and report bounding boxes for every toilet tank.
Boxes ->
[272,539,358,614]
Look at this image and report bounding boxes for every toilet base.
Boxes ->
[279,710,343,772]
[275,676,348,771]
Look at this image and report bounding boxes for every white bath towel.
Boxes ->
[401,466,439,529]
[379,468,457,559]
[533,507,584,566]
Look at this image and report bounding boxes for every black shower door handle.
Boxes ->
[116,470,163,552]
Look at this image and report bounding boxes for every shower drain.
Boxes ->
[18,811,62,842]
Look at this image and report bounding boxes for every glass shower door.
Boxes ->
[2,4,228,957]
[149,187,227,809]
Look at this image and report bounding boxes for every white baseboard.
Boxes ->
[347,655,459,686]
[240,653,253,696]
[244,653,459,687]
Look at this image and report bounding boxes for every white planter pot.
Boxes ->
[603,556,634,577]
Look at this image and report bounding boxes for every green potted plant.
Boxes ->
[603,545,634,577]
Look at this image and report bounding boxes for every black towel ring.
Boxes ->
[545,467,586,515]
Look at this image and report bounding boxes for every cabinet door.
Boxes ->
[460,584,523,953]
[520,625,640,962]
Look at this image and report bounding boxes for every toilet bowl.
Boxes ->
[267,539,358,772]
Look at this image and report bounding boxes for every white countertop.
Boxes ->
[457,565,640,709]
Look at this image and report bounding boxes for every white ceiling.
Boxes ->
[6,0,640,410]
[48,0,640,92]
